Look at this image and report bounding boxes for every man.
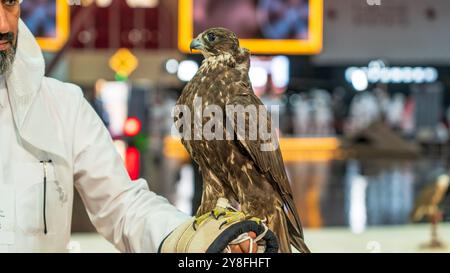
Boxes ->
[0,0,192,252]
[0,0,269,254]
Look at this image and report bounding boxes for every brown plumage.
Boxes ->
[175,28,309,253]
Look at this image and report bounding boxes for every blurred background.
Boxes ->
[25,0,450,252]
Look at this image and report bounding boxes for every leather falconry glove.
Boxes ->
[158,198,279,253]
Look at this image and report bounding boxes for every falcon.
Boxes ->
[175,28,309,253]
[411,173,450,222]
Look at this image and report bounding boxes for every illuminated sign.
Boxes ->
[178,0,323,55]
[21,0,70,52]
[109,48,139,77]
[100,81,129,137]
[345,60,439,86]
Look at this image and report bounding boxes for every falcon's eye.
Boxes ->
[207,33,217,42]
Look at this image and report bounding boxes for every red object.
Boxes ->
[125,146,140,180]
[124,117,142,137]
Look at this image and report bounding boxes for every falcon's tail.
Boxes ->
[269,205,310,253]
[287,221,310,253]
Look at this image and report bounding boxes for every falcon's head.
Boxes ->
[190,28,241,58]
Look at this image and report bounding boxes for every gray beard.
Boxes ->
[0,37,17,75]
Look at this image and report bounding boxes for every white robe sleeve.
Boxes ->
[72,97,190,252]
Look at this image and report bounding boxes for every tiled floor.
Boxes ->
[70,223,450,253]
[305,223,450,253]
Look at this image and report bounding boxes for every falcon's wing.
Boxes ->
[227,83,305,239]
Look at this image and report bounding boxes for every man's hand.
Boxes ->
[227,232,258,253]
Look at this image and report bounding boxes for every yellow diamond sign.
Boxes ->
[109,48,139,77]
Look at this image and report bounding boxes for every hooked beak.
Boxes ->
[190,38,203,53]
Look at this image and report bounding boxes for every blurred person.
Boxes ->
[311,89,334,135]
[331,87,351,135]
[347,91,381,134]
[260,75,288,134]
[444,105,450,138]
[373,86,390,120]
[291,93,311,135]
[386,93,405,130]
[401,95,416,137]
[149,90,180,202]
[0,1,256,253]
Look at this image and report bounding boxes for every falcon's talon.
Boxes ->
[216,212,226,220]
[217,211,247,229]
[211,207,229,220]
[246,216,264,225]
[211,211,226,220]
[193,211,212,229]
[219,221,228,230]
